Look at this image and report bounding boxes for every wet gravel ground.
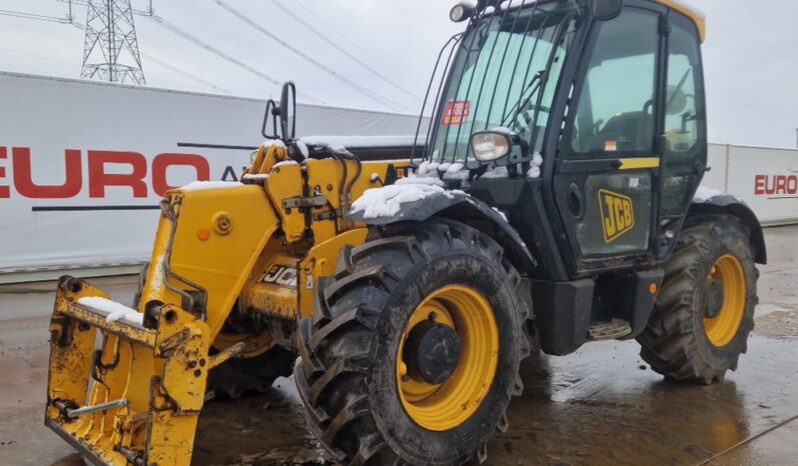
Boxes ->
[1,226,796,466]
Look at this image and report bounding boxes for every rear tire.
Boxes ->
[638,215,758,384]
[295,219,530,465]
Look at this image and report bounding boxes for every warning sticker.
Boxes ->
[443,101,471,126]
[604,140,618,152]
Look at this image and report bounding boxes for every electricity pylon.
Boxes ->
[80,0,146,85]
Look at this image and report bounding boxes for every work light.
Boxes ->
[450,1,475,22]
[471,131,511,162]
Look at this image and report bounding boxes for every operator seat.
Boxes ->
[590,111,654,152]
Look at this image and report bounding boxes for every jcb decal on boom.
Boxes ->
[598,189,635,243]
[263,265,298,289]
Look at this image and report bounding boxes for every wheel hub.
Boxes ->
[404,320,461,385]
[397,285,499,431]
[705,280,725,319]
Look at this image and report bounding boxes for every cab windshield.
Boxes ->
[429,1,579,163]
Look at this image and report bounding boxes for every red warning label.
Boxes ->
[443,100,471,126]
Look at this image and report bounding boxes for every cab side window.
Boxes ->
[659,16,706,216]
[568,9,660,155]
[664,20,704,154]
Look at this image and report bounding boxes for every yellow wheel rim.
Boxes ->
[397,285,499,431]
[703,254,746,347]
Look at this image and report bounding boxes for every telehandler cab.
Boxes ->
[45,0,766,464]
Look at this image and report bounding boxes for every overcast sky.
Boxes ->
[1,0,796,148]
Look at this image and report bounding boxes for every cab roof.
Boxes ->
[655,0,706,42]
[487,0,706,43]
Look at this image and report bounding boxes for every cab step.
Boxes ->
[588,319,632,340]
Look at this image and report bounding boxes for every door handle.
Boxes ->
[568,183,584,217]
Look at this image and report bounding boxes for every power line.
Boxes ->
[140,51,231,94]
[43,0,399,107]
[55,0,156,18]
[144,14,280,87]
[291,0,426,89]
[48,0,84,27]
[0,42,227,95]
[0,8,70,24]
[142,13,322,102]
[0,45,77,67]
[269,0,422,103]
[208,0,410,112]
[52,1,274,97]
[52,1,318,101]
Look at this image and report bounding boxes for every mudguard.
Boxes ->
[349,189,538,272]
[689,192,767,264]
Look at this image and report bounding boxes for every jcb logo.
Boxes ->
[263,265,297,289]
[598,189,635,243]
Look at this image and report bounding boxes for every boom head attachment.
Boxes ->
[46,276,210,466]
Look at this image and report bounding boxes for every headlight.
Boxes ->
[450,1,475,22]
[471,131,512,162]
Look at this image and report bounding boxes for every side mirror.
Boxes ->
[471,131,512,163]
[593,0,623,21]
[261,99,279,140]
[280,81,296,139]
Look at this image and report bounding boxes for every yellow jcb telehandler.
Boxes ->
[45,0,766,464]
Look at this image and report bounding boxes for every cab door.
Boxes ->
[655,13,708,260]
[552,4,665,274]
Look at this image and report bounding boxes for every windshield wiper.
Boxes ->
[667,68,692,107]
[501,69,544,127]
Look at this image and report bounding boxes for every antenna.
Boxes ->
[80,0,145,84]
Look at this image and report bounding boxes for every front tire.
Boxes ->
[638,215,758,384]
[295,219,530,465]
